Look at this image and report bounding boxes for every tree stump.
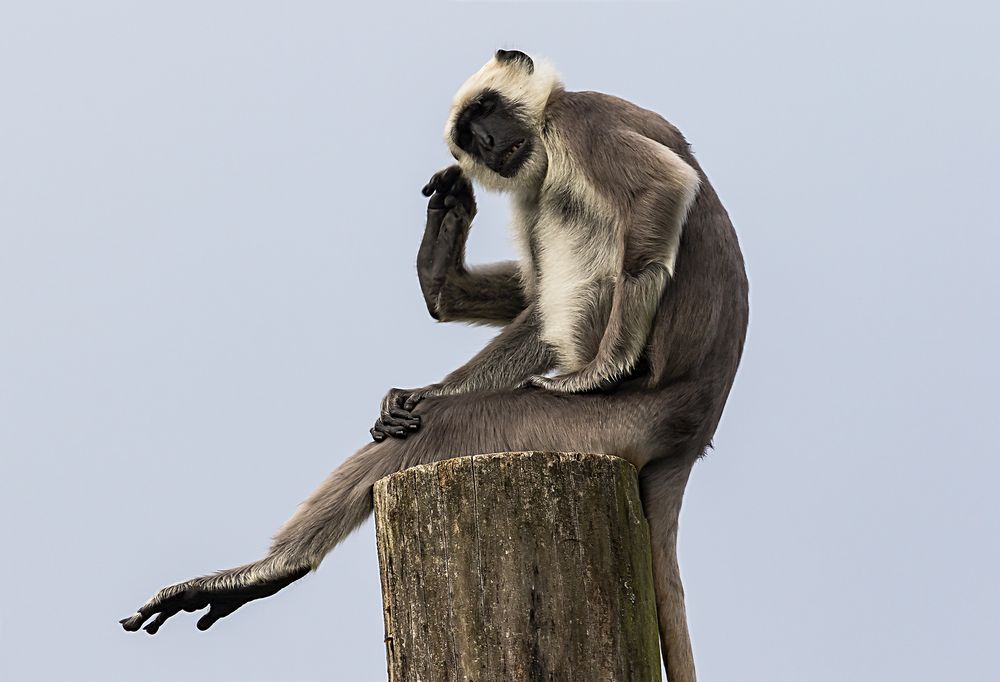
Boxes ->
[373,451,662,681]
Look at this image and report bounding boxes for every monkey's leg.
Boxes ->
[122,388,658,634]
[640,456,698,682]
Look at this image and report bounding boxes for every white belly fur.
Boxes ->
[534,210,618,370]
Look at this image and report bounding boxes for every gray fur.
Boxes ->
[431,261,527,325]
[122,54,749,682]
[416,177,527,325]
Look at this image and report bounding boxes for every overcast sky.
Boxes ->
[1,2,998,680]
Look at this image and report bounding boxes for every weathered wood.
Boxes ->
[373,451,662,682]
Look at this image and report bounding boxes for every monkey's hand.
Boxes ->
[370,384,442,441]
[120,558,309,634]
[418,166,476,319]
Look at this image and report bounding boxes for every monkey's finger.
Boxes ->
[422,171,445,196]
[142,605,182,635]
[371,427,386,442]
[427,191,448,210]
[196,601,244,631]
[449,172,473,200]
[423,182,450,199]
[422,174,446,196]
[423,166,461,196]
[438,165,460,187]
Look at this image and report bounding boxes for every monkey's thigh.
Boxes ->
[389,388,659,471]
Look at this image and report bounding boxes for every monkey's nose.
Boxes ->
[470,122,494,150]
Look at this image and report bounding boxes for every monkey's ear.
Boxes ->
[495,49,534,74]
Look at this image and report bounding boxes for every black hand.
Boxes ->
[417,166,476,318]
[421,165,476,217]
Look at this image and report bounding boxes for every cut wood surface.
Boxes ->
[374,451,662,681]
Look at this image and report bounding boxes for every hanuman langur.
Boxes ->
[122,49,749,682]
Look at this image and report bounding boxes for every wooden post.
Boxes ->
[373,451,662,682]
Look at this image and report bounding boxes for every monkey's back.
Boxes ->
[549,91,749,445]
[648,174,749,418]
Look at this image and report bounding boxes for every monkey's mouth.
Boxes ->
[497,139,528,176]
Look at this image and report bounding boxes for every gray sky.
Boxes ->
[1,1,998,680]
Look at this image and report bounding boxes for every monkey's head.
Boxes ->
[445,50,560,193]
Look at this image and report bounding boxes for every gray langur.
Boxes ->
[121,49,749,682]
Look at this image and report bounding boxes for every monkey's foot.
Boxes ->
[120,559,309,634]
[371,385,440,441]
[523,371,609,394]
[370,409,421,441]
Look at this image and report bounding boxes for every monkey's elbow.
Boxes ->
[430,304,456,323]
[426,292,449,322]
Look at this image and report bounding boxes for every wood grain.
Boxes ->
[374,451,661,681]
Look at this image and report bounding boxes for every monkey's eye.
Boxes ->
[454,124,474,151]
[476,97,496,116]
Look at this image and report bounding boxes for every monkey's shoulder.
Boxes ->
[545,89,689,155]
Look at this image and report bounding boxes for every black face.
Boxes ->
[453,91,533,178]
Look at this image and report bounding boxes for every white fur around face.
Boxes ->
[443,54,561,194]
[447,55,560,127]
[442,56,700,374]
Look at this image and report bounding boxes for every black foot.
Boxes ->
[120,564,308,634]
[371,387,435,441]
[371,408,421,441]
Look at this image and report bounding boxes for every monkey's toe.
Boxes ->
[196,601,243,631]
[119,612,147,632]
[388,408,421,430]
[371,419,415,440]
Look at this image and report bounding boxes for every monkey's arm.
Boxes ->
[434,304,553,392]
[530,134,701,394]
[418,166,528,325]
[423,257,526,326]
[371,304,553,439]
[529,265,670,393]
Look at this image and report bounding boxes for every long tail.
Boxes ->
[640,456,698,682]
